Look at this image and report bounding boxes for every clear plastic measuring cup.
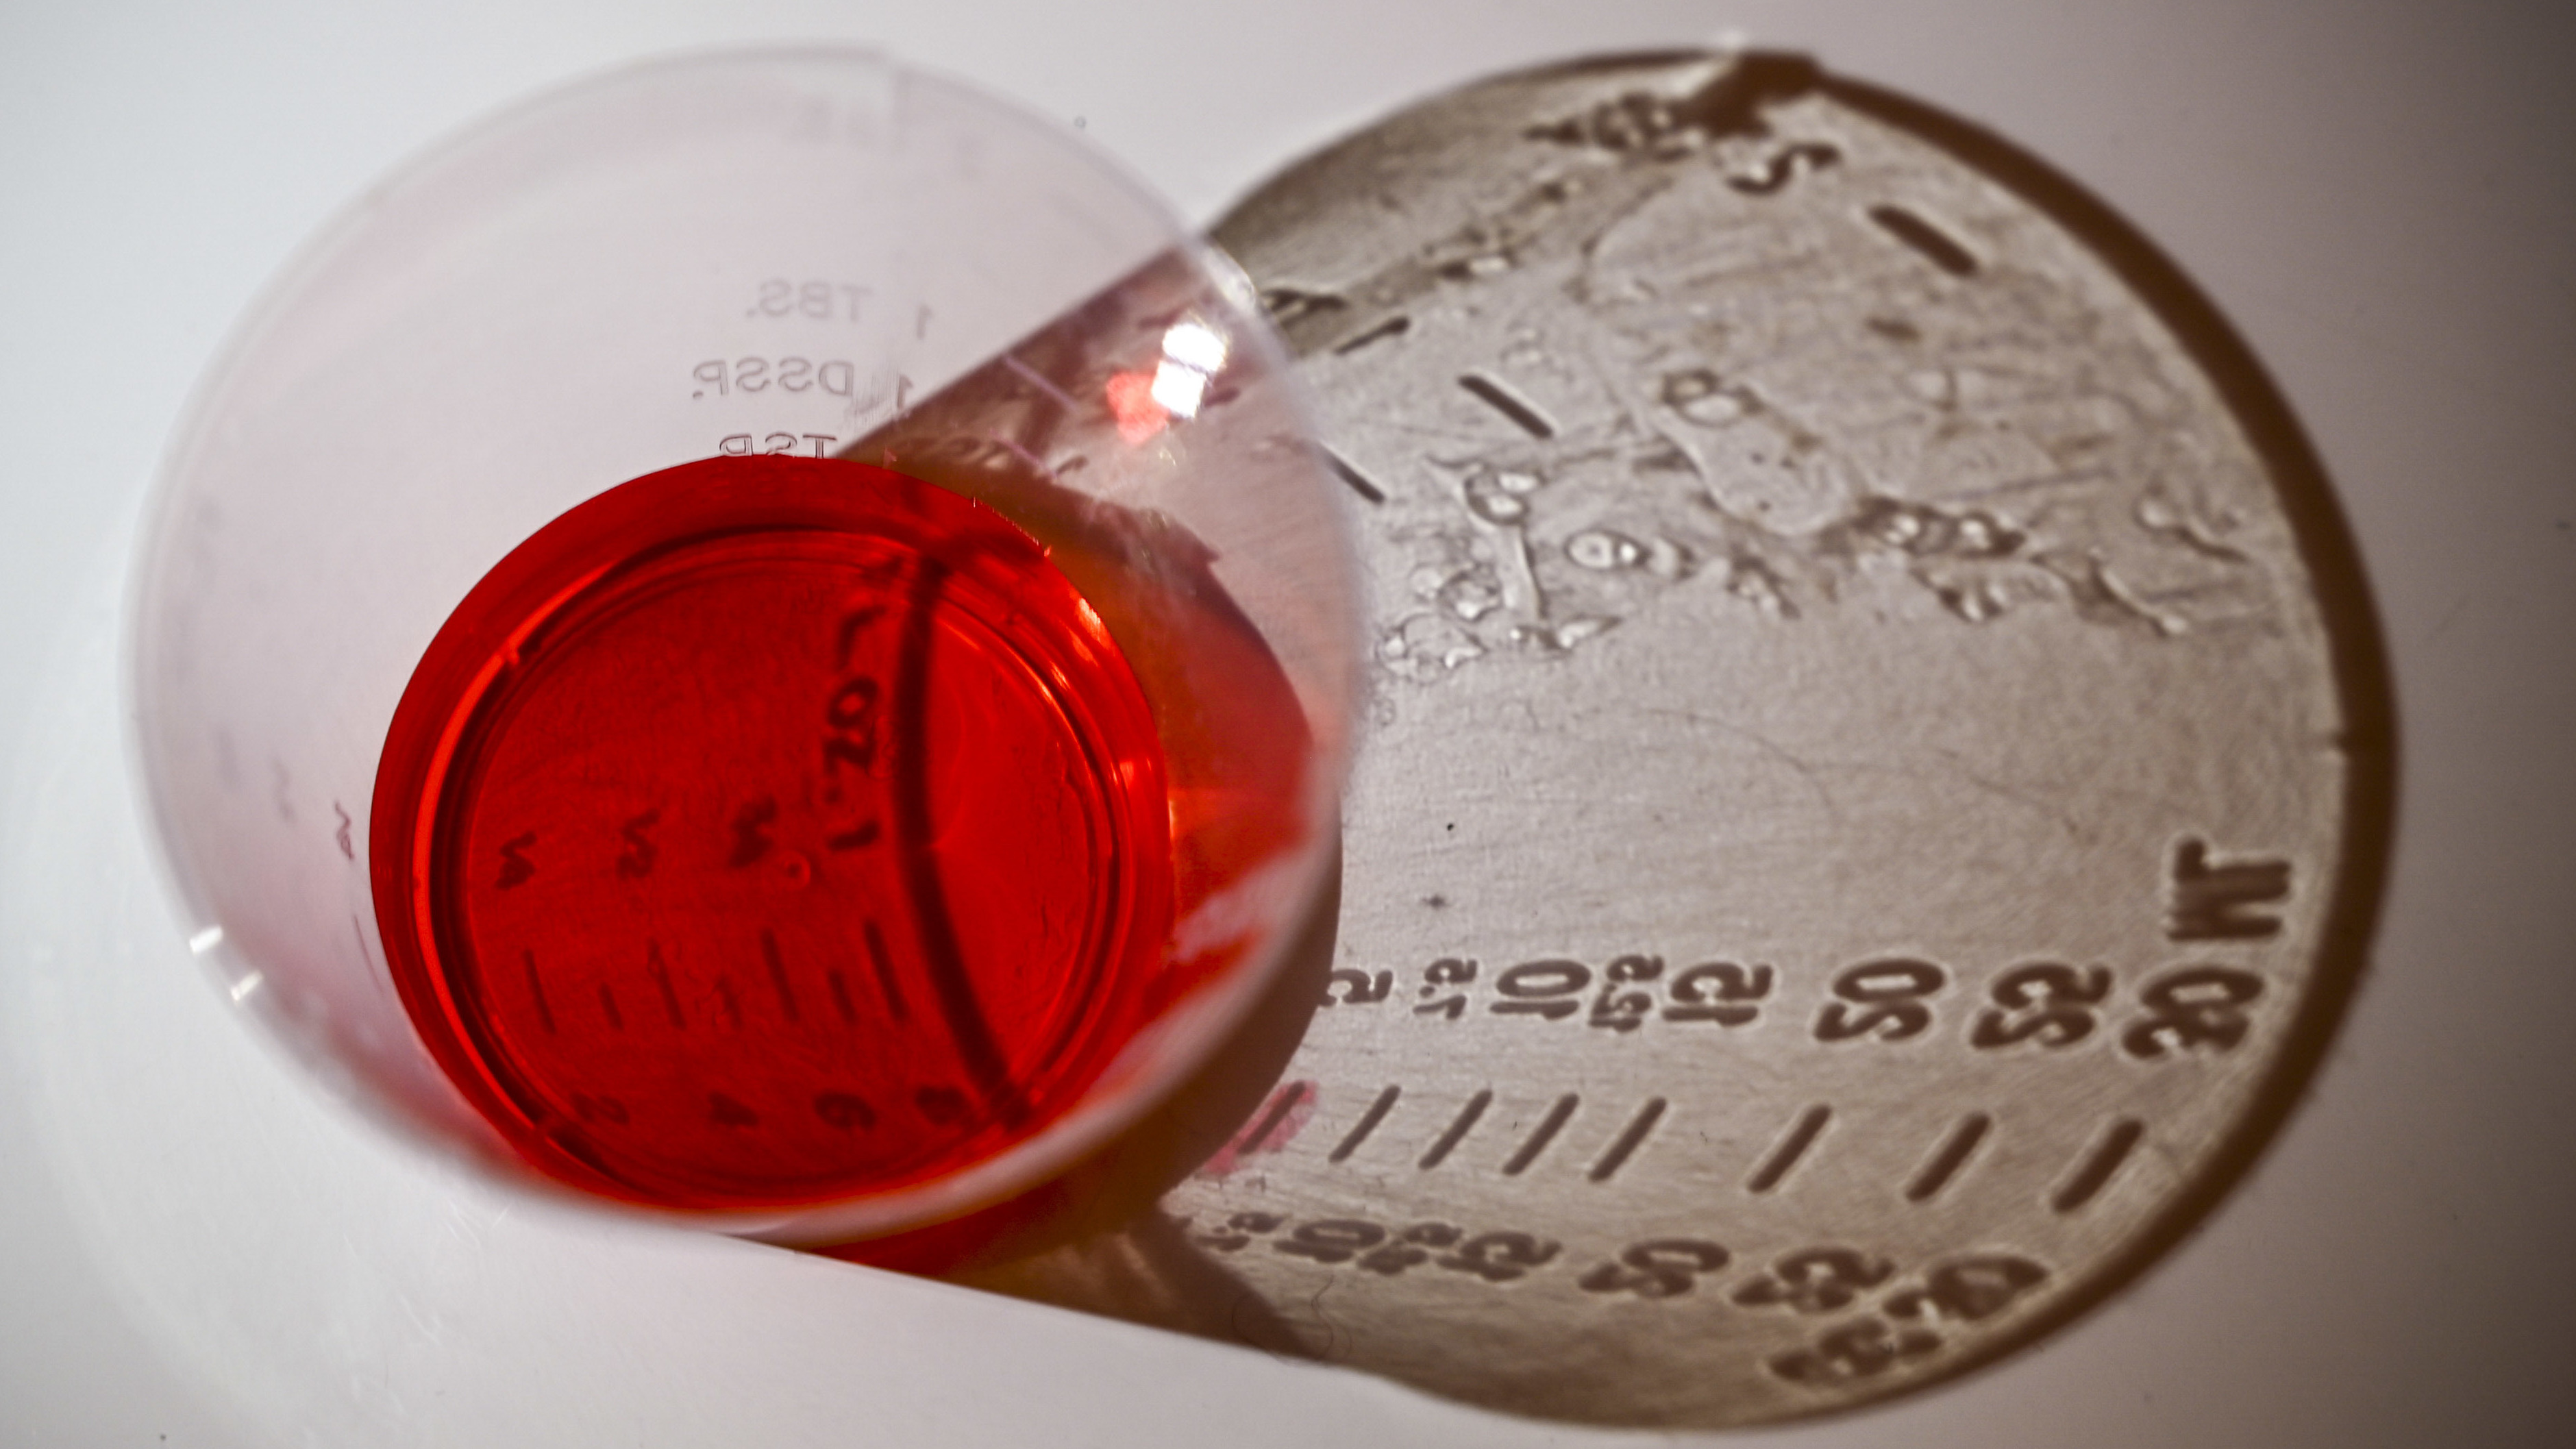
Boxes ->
[129,48,1359,1247]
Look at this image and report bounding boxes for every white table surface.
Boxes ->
[3,2,2568,1445]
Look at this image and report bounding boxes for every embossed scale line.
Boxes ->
[861,919,909,1021]
[1330,1085,1402,1163]
[1905,1111,1992,1202]
[1240,1080,1310,1156]
[1866,203,1979,277]
[1747,1104,1831,1193]
[1419,1089,1493,1169]
[1457,372,1557,438]
[523,950,556,1035]
[1500,1094,1579,1176]
[1319,445,1389,505]
[1332,314,1411,356]
[999,352,1080,411]
[1587,1096,1666,1183]
[759,928,800,1024]
[2052,1117,2145,1213]
[646,943,686,1029]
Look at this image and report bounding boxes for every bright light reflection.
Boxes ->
[1148,320,1228,419]
[1161,321,1226,373]
[1108,320,1230,438]
[1150,359,1209,418]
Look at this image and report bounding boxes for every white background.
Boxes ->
[2,1,2569,1445]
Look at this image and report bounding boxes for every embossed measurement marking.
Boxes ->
[1200,1083,2143,1219]
[921,49,2386,1431]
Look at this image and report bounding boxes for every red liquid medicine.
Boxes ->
[370,456,1261,1213]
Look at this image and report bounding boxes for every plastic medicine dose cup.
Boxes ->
[129,50,1359,1248]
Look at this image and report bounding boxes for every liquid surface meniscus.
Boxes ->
[371,457,1178,1212]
